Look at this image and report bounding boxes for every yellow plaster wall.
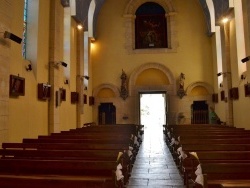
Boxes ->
[135,68,170,86]
[92,0,214,91]
[229,18,250,129]
[98,88,116,98]
[9,0,51,141]
[190,86,209,96]
[7,0,81,141]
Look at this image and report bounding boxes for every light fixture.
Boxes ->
[83,75,89,80]
[1,31,22,44]
[52,61,67,68]
[222,17,229,24]
[90,38,95,43]
[59,61,67,67]
[77,24,83,30]
[241,74,246,80]
[241,56,250,63]
[217,72,231,77]
[26,64,32,71]
[64,79,69,84]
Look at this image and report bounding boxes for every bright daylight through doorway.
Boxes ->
[140,93,166,134]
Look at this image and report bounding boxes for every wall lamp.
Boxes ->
[217,72,231,77]
[26,64,32,71]
[1,31,22,44]
[241,74,246,80]
[77,75,90,80]
[57,61,67,67]
[64,79,69,84]
[83,75,89,80]
[52,61,68,68]
[241,56,250,63]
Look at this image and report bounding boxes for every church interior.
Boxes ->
[1,0,250,187]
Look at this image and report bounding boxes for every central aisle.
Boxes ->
[126,125,185,188]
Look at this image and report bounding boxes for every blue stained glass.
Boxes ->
[22,0,28,58]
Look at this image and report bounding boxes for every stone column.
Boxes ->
[76,30,86,128]
[48,0,64,133]
[222,23,234,126]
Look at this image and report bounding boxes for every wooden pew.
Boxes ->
[0,175,107,188]
[182,144,250,152]
[166,125,250,187]
[193,163,250,188]
[23,138,133,145]
[178,138,250,145]
[2,142,130,151]
[182,151,250,187]
[170,138,250,164]
[72,124,138,134]
[0,149,122,161]
[0,158,118,188]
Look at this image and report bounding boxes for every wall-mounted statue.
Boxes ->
[177,72,186,99]
[120,69,128,100]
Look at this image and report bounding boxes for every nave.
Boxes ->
[127,125,185,188]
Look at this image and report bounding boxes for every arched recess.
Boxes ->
[186,81,214,95]
[93,83,120,98]
[123,0,177,54]
[129,62,175,95]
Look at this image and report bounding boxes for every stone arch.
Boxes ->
[186,81,214,95]
[123,0,177,54]
[93,83,120,98]
[124,0,175,15]
[129,62,175,95]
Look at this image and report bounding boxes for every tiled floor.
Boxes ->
[126,126,185,188]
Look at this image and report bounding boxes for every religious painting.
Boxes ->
[135,15,167,49]
[9,75,25,97]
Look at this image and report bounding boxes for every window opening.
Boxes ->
[22,0,28,58]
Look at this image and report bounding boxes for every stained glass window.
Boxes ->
[22,0,28,58]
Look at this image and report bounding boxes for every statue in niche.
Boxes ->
[177,72,186,99]
[120,69,128,100]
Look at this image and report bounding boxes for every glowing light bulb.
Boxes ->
[222,18,229,24]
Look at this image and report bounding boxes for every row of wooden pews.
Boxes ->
[164,124,250,188]
[0,124,143,188]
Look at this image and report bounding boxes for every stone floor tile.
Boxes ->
[126,127,184,187]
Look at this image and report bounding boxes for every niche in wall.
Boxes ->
[9,74,25,97]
